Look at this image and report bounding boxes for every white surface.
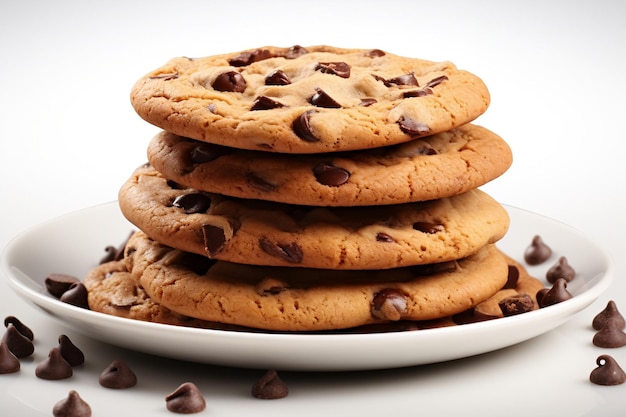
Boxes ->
[2,202,613,372]
[1,0,625,415]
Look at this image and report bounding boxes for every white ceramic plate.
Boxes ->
[1,201,613,371]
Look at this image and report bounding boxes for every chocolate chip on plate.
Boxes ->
[524,235,552,265]
[546,256,576,283]
[45,273,80,298]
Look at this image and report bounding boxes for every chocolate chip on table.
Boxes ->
[251,95,285,110]
[371,289,408,321]
[397,116,430,137]
[315,62,351,78]
[313,163,350,187]
[251,370,289,400]
[2,324,34,358]
[0,341,20,374]
[538,278,573,307]
[310,87,341,108]
[59,282,90,309]
[172,193,212,214]
[165,382,206,414]
[590,355,626,386]
[592,300,625,331]
[58,334,85,366]
[524,235,552,265]
[546,256,576,283]
[4,315,34,340]
[258,236,303,264]
[99,359,137,389]
[211,71,247,92]
[592,317,626,348]
[292,110,319,142]
[52,390,92,417]
[35,347,73,380]
[45,273,80,298]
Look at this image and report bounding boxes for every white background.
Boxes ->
[1,0,625,415]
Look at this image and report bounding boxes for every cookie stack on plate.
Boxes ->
[84,45,544,332]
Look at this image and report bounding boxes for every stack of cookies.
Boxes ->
[85,45,543,332]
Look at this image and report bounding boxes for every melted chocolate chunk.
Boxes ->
[265,69,291,85]
[503,265,520,289]
[2,323,34,358]
[259,237,303,264]
[99,359,137,389]
[425,75,449,88]
[292,110,319,142]
[53,390,92,417]
[546,256,576,283]
[376,232,395,243]
[402,88,433,98]
[165,382,206,414]
[45,273,80,298]
[313,163,350,186]
[498,294,535,317]
[36,347,73,380]
[202,224,227,256]
[58,335,85,367]
[284,45,309,59]
[229,49,272,66]
[4,316,34,341]
[524,235,552,265]
[538,278,573,307]
[0,341,20,374]
[60,283,89,309]
[190,142,230,164]
[251,370,289,399]
[371,289,408,321]
[359,98,377,106]
[593,300,626,331]
[316,62,351,78]
[413,221,444,234]
[310,87,341,108]
[397,116,430,137]
[251,95,285,110]
[212,71,247,92]
[593,317,626,348]
[366,49,386,57]
[590,355,626,386]
[387,72,419,86]
[172,193,212,214]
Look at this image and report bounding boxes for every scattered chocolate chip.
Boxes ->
[265,69,291,85]
[538,278,573,307]
[397,116,430,137]
[0,341,20,374]
[149,72,178,81]
[59,282,90,309]
[246,173,277,192]
[292,110,319,142]
[229,49,272,66]
[315,62,351,78]
[413,221,444,234]
[165,382,206,414]
[524,235,552,265]
[376,232,395,243]
[212,71,247,92]
[313,163,350,186]
[498,294,535,317]
[99,359,137,389]
[590,355,626,386]
[593,300,625,331]
[58,335,85,366]
[251,95,285,110]
[2,324,34,358]
[172,193,212,214]
[283,45,309,59]
[35,347,73,380]
[546,256,576,283]
[371,289,408,321]
[310,87,341,108]
[4,316,34,341]
[202,224,227,256]
[259,236,303,264]
[424,75,449,88]
[502,265,520,289]
[365,49,386,57]
[45,273,80,298]
[255,277,289,295]
[593,317,626,348]
[190,142,230,164]
[359,98,377,106]
[252,370,289,399]
[53,390,92,417]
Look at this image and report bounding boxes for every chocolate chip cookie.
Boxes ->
[118,165,510,270]
[147,123,511,206]
[124,231,508,331]
[130,45,490,153]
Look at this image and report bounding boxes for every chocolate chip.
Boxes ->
[283,45,309,59]
[385,72,419,87]
[177,252,216,275]
[371,289,408,321]
[0,341,20,374]
[99,359,137,389]
[265,69,291,85]
[149,72,178,81]
[503,265,520,289]
[593,317,626,348]
[403,88,433,98]
[524,235,552,265]
[36,347,73,380]
[52,391,92,417]
[413,221,444,234]
[259,236,303,264]
[229,49,272,66]
[292,110,319,142]
[546,256,576,283]
[99,231,133,264]
[593,300,625,331]
[4,316,34,341]
[397,116,430,137]
[202,224,227,256]
[425,75,449,88]
[538,278,573,307]
[417,144,438,155]
[251,96,285,110]
[255,277,289,295]
[590,355,626,386]
[359,98,377,106]
[58,335,84,367]
[2,324,34,358]
[251,370,289,399]
[165,382,206,414]
[316,62,351,78]
[172,193,212,214]
[498,294,535,317]
[310,87,341,108]
[247,173,277,192]
[45,273,80,298]
[190,142,230,164]
[212,71,247,92]
[365,49,386,57]
[313,163,350,186]
[376,232,395,243]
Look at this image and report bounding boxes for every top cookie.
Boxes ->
[130,45,490,153]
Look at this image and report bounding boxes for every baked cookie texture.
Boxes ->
[130,45,490,153]
[118,164,510,270]
[147,124,512,206]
